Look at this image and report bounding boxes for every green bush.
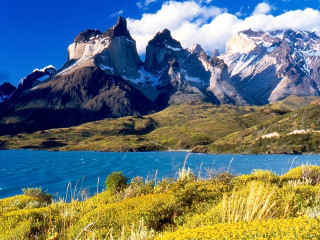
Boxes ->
[105,171,128,193]
[22,188,53,205]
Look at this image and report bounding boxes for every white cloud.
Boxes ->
[127,1,320,55]
[252,2,272,15]
[128,1,223,53]
[110,10,124,18]
[234,8,320,33]
[137,0,158,9]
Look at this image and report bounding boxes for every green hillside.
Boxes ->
[201,99,320,154]
[1,95,320,154]
[0,102,280,152]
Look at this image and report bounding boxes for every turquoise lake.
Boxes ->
[1,150,320,199]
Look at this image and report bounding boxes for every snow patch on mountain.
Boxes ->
[127,67,163,87]
[165,43,182,51]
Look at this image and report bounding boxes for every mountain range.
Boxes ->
[2,17,320,135]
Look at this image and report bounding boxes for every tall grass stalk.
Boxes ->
[198,162,203,179]
[75,222,96,240]
[221,182,277,223]
[227,157,234,174]
[176,153,195,181]
[154,169,158,186]
[290,156,298,170]
[183,152,191,170]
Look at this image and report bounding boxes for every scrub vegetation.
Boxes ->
[1,164,320,239]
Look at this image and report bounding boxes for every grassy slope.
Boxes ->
[0,101,280,152]
[1,95,320,154]
[204,97,320,154]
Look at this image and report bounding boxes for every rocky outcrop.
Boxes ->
[0,67,156,135]
[17,65,57,93]
[0,82,16,102]
[74,29,102,43]
[104,16,134,41]
[189,44,204,55]
[211,49,220,58]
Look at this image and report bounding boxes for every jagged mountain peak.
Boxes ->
[74,29,102,43]
[221,28,320,104]
[144,29,184,74]
[283,29,320,41]
[73,17,133,43]
[104,16,134,41]
[148,28,182,50]
[189,44,204,55]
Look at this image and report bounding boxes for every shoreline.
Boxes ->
[2,147,320,155]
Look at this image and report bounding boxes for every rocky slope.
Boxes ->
[0,17,154,135]
[0,67,155,135]
[220,29,320,104]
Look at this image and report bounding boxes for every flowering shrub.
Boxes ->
[1,165,320,239]
[235,169,280,184]
[157,217,320,240]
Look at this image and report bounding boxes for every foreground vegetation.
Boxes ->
[1,95,320,154]
[1,164,320,239]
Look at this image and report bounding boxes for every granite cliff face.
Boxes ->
[144,29,183,73]
[66,17,141,80]
[128,29,246,107]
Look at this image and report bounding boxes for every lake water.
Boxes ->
[1,150,320,199]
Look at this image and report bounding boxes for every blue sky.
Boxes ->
[1,0,320,85]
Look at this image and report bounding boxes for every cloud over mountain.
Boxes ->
[128,1,320,55]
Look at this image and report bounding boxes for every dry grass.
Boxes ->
[221,182,277,223]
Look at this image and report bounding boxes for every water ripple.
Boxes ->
[1,150,320,199]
